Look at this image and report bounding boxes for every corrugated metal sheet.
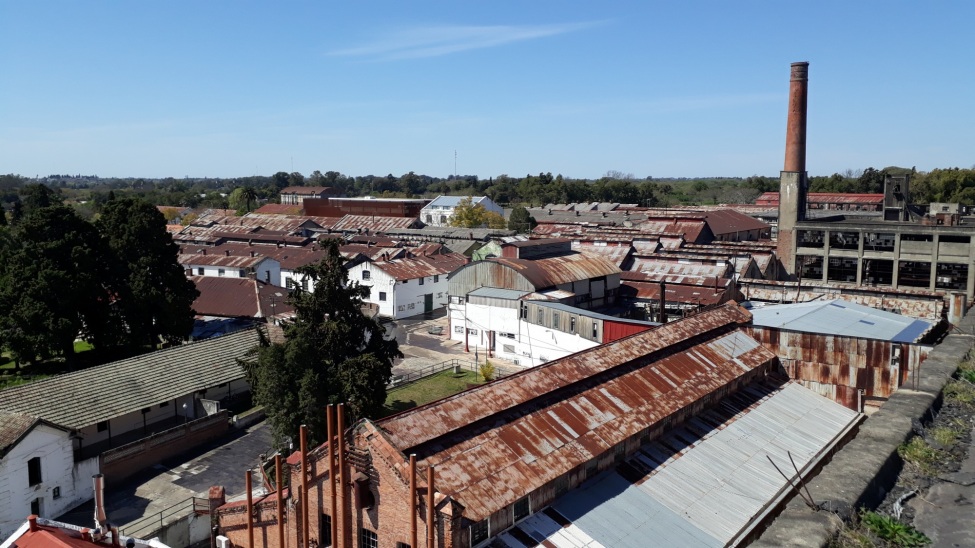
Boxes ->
[620,281,726,307]
[570,242,634,268]
[331,215,419,232]
[749,300,934,343]
[738,278,946,320]
[371,250,468,281]
[483,253,621,290]
[628,258,732,279]
[376,304,770,521]
[178,253,268,269]
[512,381,861,548]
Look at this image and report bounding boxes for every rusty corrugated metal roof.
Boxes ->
[487,252,621,289]
[738,278,946,320]
[375,304,770,521]
[331,215,419,232]
[190,276,293,319]
[570,242,634,268]
[371,250,469,281]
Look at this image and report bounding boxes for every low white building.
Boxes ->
[0,413,98,539]
[449,288,656,367]
[346,245,468,319]
[179,251,281,285]
[420,195,504,227]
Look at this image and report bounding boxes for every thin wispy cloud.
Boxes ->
[329,21,601,60]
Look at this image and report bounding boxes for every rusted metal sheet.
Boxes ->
[628,258,732,279]
[620,280,726,306]
[178,253,268,269]
[739,278,946,320]
[376,304,771,521]
[370,250,468,281]
[331,214,419,232]
[570,242,633,268]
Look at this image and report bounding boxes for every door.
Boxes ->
[424,293,434,313]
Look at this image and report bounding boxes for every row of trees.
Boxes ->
[0,185,198,366]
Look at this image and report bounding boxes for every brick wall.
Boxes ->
[101,411,229,487]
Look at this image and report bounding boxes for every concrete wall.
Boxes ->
[754,310,975,547]
[100,412,229,487]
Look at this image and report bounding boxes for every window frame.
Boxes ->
[28,456,42,486]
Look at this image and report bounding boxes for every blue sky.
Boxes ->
[1,1,973,180]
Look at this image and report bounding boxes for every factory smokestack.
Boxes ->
[784,62,809,174]
[777,62,809,278]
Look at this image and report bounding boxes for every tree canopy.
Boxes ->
[96,197,199,348]
[242,240,402,446]
[448,197,507,229]
[507,206,537,233]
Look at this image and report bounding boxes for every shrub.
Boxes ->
[479,360,495,382]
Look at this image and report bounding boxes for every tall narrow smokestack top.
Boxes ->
[784,61,809,173]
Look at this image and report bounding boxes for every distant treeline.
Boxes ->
[2,165,974,217]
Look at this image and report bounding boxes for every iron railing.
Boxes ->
[388,358,479,388]
[118,496,209,539]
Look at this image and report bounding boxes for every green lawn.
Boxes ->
[383,369,484,417]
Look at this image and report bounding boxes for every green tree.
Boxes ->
[228,186,258,214]
[508,206,537,233]
[97,197,199,349]
[241,240,401,445]
[0,206,110,366]
[448,197,507,229]
[21,184,62,212]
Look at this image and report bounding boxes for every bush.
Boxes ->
[479,360,495,382]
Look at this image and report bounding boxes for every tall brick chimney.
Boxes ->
[777,61,809,278]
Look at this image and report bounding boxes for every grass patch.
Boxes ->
[897,437,942,476]
[73,340,94,353]
[383,369,484,417]
[944,379,975,406]
[831,510,931,548]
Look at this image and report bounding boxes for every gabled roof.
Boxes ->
[0,329,262,429]
[749,300,934,343]
[191,276,293,320]
[375,304,772,520]
[253,203,304,215]
[0,411,71,458]
[279,186,339,195]
[699,209,771,236]
[369,248,468,281]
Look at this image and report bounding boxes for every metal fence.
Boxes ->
[388,358,480,388]
[118,496,208,539]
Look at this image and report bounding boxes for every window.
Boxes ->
[468,328,478,335]
[301,278,309,291]
[520,303,528,319]
[31,498,41,516]
[592,323,598,338]
[320,514,332,547]
[418,277,424,286]
[396,543,411,548]
[402,279,408,284]
[425,214,432,223]
[584,459,598,479]
[499,332,515,339]
[434,275,439,283]
[470,519,489,545]
[141,407,150,414]
[440,215,447,223]
[363,287,371,298]
[537,309,544,323]
[160,401,169,408]
[286,278,294,289]
[454,325,464,334]
[196,267,204,275]
[28,457,42,486]
[238,269,246,277]
[513,496,530,522]
[359,528,378,548]
[218,268,226,277]
[379,291,387,302]
[362,270,371,280]
[554,475,569,496]
[53,486,61,499]
[570,317,576,334]
[552,312,560,330]
[97,421,108,432]
[503,344,515,353]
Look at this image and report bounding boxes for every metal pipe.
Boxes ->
[658,282,667,324]
[93,474,107,528]
[410,454,418,548]
[275,455,284,548]
[245,470,254,548]
[427,465,435,548]
[300,424,309,548]
[328,404,338,547]
[338,403,347,548]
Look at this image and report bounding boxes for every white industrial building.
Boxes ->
[420,195,504,227]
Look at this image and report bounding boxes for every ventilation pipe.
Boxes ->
[93,474,107,529]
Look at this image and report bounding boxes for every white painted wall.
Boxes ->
[420,197,505,228]
[348,261,451,319]
[0,425,98,539]
[186,259,281,286]
[448,302,599,367]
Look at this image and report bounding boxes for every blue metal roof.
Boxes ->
[749,299,934,343]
